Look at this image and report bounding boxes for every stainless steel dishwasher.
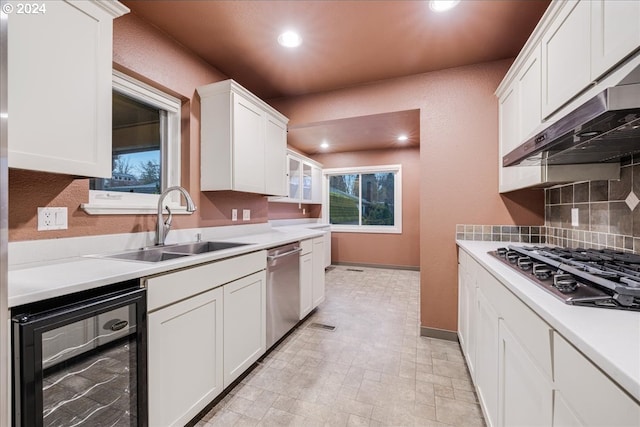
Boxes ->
[266,242,302,349]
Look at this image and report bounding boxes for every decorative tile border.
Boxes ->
[455,224,546,244]
[456,224,639,253]
[545,227,640,253]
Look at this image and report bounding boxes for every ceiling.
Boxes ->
[122,0,550,154]
[289,110,420,154]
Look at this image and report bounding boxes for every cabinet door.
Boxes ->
[554,333,640,427]
[457,259,476,378]
[553,391,584,427]
[518,44,542,141]
[223,271,266,388]
[498,320,553,427]
[264,114,288,197]
[312,237,325,308]
[312,165,323,204]
[288,156,302,200]
[323,230,332,268]
[498,84,541,193]
[475,288,499,427]
[302,162,313,202]
[541,0,591,117]
[148,287,223,427]
[591,0,640,80]
[299,252,313,319]
[232,94,265,193]
[7,1,118,177]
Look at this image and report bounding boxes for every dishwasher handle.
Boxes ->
[267,247,302,262]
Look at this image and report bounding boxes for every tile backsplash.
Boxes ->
[456,156,640,253]
[456,225,546,244]
[545,157,640,253]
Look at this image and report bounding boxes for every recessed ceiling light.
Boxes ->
[429,0,460,13]
[398,135,408,142]
[320,141,329,149]
[278,30,302,48]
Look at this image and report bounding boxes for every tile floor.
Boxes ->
[196,266,485,427]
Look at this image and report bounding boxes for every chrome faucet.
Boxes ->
[156,186,197,246]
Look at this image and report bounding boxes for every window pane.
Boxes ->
[90,92,163,194]
[329,174,360,225]
[361,173,394,226]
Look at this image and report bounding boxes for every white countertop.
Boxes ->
[9,227,324,308]
[457,240,640,402]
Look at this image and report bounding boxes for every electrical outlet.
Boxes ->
[38,207,68,231]
[231,209,238,221]
[243,209,250,221]
[571,208,579,227]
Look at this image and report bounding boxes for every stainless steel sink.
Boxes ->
[168,241,249,255]
[97,241,250,263]
[103,248,190,263]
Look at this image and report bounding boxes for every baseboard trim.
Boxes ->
[420,326,459,342]
[332,262,419,271]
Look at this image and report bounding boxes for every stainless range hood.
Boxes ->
[504,71,640,167]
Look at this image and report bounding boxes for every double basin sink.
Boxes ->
[101,241,250,263]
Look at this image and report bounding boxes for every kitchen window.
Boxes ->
[82,71,182,214]
[323,165,402,233]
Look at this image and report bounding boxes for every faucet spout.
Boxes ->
[156,186,197,246]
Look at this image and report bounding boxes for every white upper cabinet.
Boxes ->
[197,79,289,196]
[591,0,640,80]
[541,0,591,118]
[7,0,128,177]
[498,44,546,192]
[270,150,323,204]
[264,113,288,196]
[495,0,638,192]
[518,46,542,140]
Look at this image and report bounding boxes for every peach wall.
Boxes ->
[269,61,545,332]
[8,13,270,241]
[267,203,321,220]
[311,148,420,268]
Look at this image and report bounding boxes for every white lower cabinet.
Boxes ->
[312,237,325,307]
[457,249,477,378]
[498,320,553,427]
[553,333,640,427]
[148,287,224,427]
[475,288,499,427]
[223,271,266,388]
[458,247,640,427]
[299,240,313,319]
[145,251,266,427]
[299,237,325,319]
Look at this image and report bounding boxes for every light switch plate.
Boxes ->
[231,209,238,221]
[243,209,250,221]
[571,208,579,227]
[38,207,68,231]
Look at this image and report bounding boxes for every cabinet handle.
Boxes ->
[267,247,302,261]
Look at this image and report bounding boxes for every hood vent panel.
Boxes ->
[504,81,640,167]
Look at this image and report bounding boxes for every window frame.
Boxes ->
[82,70,183,215]
[323,164,402,234]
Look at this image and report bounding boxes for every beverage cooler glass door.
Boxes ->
[12,285,147,427]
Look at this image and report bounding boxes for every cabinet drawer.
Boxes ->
[554,333,640,426]
[478,268,553,379]
[145,250,266,311]
[300,239,312,255]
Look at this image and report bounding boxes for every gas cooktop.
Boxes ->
[489,245,640,312]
